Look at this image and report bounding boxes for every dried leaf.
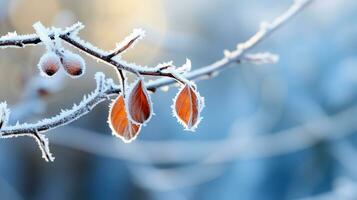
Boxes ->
[173,84,204,131]
[108,95,141,143]
[127,79,152,124]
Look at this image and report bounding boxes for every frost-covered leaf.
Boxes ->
[61,51,86,78]
[38,52,61,77]
[109,95,141,143]
[173,84,204,131]
[127,79,152,124]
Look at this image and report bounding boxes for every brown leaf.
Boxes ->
[108,95,141,143]
[173,84,203,131]
[127,80,152,124]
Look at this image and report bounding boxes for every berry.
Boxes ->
[61,51,86,78]
[38,52,61,77]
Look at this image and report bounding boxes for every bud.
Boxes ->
[38,52,61,77]
[61,51,86,78]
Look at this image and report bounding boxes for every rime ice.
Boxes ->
[0,102,10,128]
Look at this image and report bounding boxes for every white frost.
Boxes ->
[0,102,10,128]
[33,22,54,51]
[112,28,146,55]
[176,59,192,73]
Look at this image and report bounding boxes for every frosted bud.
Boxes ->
[38,52,61,77]
[61,51,86,78]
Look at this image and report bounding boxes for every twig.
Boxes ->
[0,22,83,48]
[32,131,53,162]
[0,23,186,84]
[146,0,312,90]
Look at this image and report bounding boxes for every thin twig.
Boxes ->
[32,131,53,162]
[147,0,312,90]
[106,34,142,59]
[0,22,83,48]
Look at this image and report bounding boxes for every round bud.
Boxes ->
[38,52,61,77]
[61,51,86,78]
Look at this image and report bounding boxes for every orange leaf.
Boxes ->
[127,80,152,124]
[108,95,141,143]
[173,84,204,131]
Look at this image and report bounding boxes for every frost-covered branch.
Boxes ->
[0,73,113,137]
[0,73,117,161]
[0,22,188,85]
[146,0,312,90]
[0,0,312,161]
[0,22,82,48]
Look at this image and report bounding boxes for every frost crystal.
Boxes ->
[31,133,54,162]
[65,22,85,36]
[244,52,279,65]
[33,22,54,51]
[0,102,10,128]
[112,28,146,55]
[176,59,192,73]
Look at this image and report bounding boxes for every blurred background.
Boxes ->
[0,0,356,199]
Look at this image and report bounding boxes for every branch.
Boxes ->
[0,23,188,85]
[146,0,312,90]
[0,22,83,48]
[106,28,145,59]
[0,0,312,161]
[0,73,117,161]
